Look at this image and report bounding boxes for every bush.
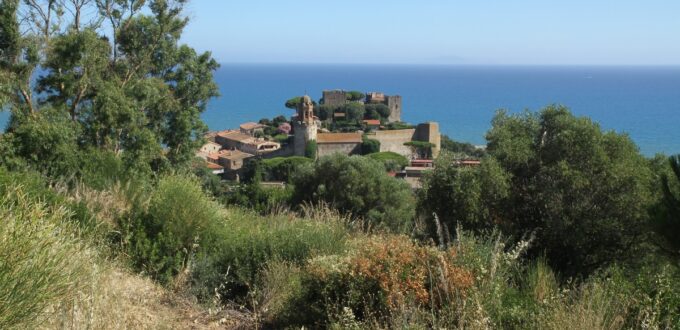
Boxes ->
[0,182,92,329]
[190,206,348,304]
[274,235,474,327]
[305,139,317,159]
[291,154,415,232]
[367,151,409,171]
[125,175,223,285]
[361,137,380,155]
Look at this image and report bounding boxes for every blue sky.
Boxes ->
[181,1,680,65]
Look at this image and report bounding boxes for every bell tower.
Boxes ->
[293,95,318,156]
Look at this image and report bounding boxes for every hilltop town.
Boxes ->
[197,90,445,184]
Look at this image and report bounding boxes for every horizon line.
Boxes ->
[214,61,680,67]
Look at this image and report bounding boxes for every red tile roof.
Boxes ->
[363,119,381,125]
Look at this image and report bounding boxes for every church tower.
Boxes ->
[293,95,318,156]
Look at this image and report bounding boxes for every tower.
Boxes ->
[293,95,318,156]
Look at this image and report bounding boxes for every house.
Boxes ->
[316,132,363,157]
[206,162,224,175]
[239,122,266,136]
[200,142,221,154]
[215,130,281,155]
[363,119,381,130]
[216,149,254,171]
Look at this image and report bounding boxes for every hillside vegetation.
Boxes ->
[1,0,679,329]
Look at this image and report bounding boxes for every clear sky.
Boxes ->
[180,1,680,65]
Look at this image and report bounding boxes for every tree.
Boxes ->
[365,103,390,121]
[345,91,365,101]
[292,154,415,232]
[341,102,365,122]
[440,134,486,158]
[653,155,680,258]
[285,96,303,109]
[0,0,220,176]
[420,105,654,276]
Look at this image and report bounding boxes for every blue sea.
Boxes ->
[3,65,679,156]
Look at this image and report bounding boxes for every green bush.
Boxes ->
[126,175,223,284]
[190,207,348,304]
[361,137,380,155]
[367,151,409,171]
[291,154,415,232]
[0,182,92,329]
[305,140,317,159]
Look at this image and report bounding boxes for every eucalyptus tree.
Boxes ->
[0,0,219,176]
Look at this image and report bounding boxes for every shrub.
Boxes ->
[367,151,409,171]
[361,137,381,155]
[278,235,474,327]
[305,139,317,159]
[0,183,92,329]
[125,175,223,285]
[291,154,416,232]
[190,206,348,304]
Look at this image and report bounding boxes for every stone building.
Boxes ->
[293,95,319,156]
[322,90,348,106]
[215,130,281,155]
[323,90,402,122]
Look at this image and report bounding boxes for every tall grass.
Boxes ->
[0,184,93,329]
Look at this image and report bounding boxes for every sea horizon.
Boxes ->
[2,63,679,156]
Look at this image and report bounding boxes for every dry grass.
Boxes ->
[40,264,247,330]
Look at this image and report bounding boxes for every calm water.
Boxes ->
[3,65,679,155]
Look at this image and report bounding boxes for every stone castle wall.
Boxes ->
[322,90,347,106]
[387,95,402,122]
[317,142,362,158]
[367,123,441,158]
[369,129,417,158]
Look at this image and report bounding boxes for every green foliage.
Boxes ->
[285,96,303,109]
[365,103,391,120]
[273,133,290,144]
[653,154,680,258]
[345,91,365,101]
[339,102,366,122]
[126,175,222,284]
[316,104,337,121]
[9,108,81,177]
[419,154,510,237]
[1,0,219,177]
[305,139,317,159]
[367,151,409,172]
[0,176,92,329]
[441,134,486,158]
[190,207,348,304]
[361,137,381,155]
[245,156,313,183]
[291,154,415,232]
[423,105,654,276]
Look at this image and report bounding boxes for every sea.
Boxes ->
[2,65,679,156]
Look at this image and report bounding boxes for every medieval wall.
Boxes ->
[369,129,417,158]
[317,142,362,158]
[415,122,441,158]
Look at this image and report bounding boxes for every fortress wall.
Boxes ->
[415,122,441,158]
[369,129,417,158]
[317,143,361,158]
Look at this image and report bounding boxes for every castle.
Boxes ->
[322,90,402,122]
[294,93,440,159]
[198,91,441,179]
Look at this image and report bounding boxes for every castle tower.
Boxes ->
[293,95,318,156]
